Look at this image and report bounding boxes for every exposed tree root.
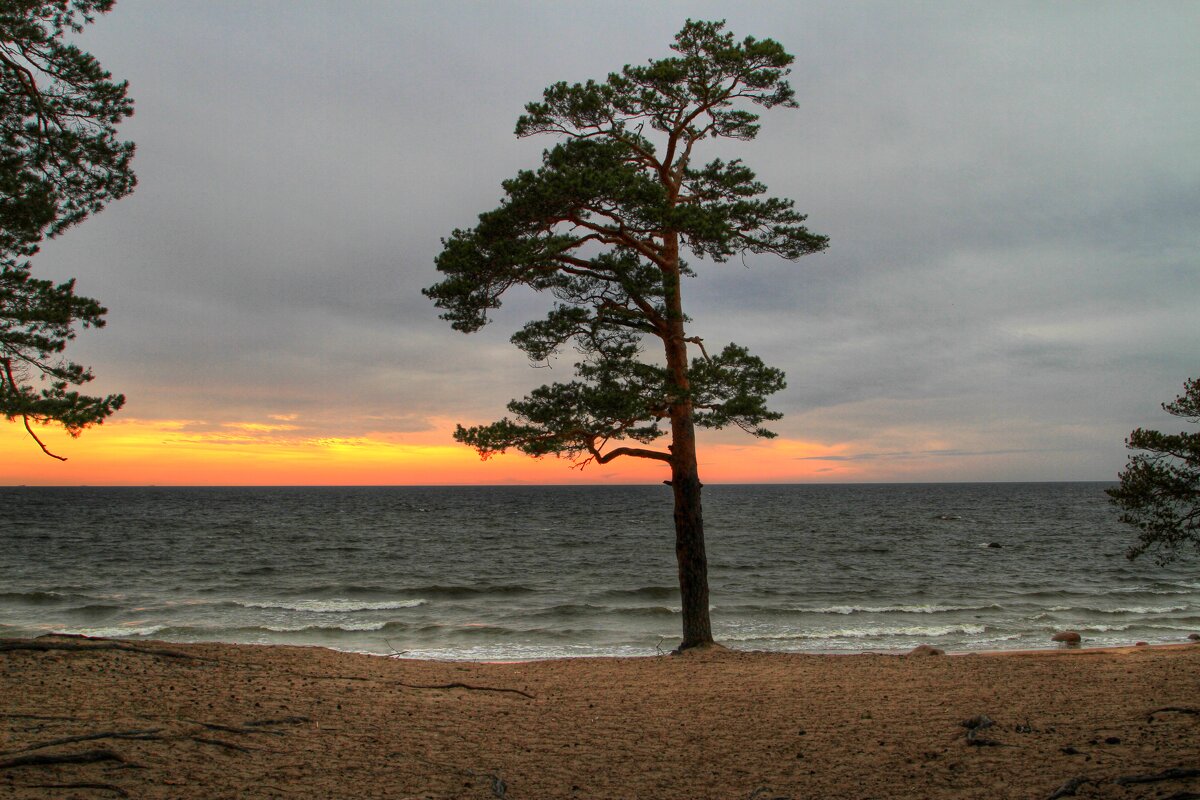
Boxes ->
[0,728,163,755]
[24,782,129,797]
[1046,766,1200,799]
[243,716,311,728]
[188,735,255,753]
[0,748,134,770]
[1115,767,1200,785]
[188,720,285,737]
[0,713,84,722]
[393,681,534,699]
[1149,706,1200,720]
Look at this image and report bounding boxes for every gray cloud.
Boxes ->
[26,1,1199,480]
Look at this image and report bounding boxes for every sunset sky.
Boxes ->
[3,1,1197,486]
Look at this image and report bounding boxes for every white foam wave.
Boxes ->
[51,625,166,638]
[804,604,990,615]
[1043,604,1188,615]
[726,623,986,642]
[238,599,425,613]
[261,621,389,632]
[1074,624,1132,632]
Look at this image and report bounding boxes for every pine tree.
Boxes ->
[1,1,133,457]
[1108,378,1200,564]
[426,20,828,649]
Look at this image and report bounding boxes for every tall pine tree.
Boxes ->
[426,20,828,649]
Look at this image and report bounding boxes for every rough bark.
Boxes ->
[663,233,714,649]
[670,425,713,649]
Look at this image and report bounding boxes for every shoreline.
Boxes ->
[3,634,1198,798]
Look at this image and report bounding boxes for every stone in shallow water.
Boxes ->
[1051,631,1081,644]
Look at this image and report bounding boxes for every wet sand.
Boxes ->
[2,635,1198,799]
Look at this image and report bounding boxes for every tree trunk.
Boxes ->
[661,230,714,650]
[670,413,714,649]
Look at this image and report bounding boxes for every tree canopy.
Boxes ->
[0,0,132,457]
[1107,377,1200,564]
[426,20,827,648]
[426,19,826,469]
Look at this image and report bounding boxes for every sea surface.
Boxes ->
[1,483,1196,660]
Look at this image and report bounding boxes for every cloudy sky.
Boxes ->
[4,1,1197,485]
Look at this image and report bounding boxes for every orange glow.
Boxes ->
[0,417,856,486]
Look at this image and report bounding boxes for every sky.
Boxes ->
[2,1,1197,485]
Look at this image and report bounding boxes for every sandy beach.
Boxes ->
[1,635,1198,799]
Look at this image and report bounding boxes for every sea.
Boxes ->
[1,483,1196,660]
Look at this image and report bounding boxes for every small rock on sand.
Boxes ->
[1135,641,1148,647]
[908,644,945,656]
[1051,631,1081,644]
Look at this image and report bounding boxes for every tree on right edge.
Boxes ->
[426,20,828,651]
[1107,377,1200,563]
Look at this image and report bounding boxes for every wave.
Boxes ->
[0,590,81,605]
[278,583,539,599]
[599,586,678,600]
[1042,604,1190,615]
[259,621,390,633]
[725,623,987,642]
[49,625,166,638]
[236,598,426,613]
[802,603,999,615]
[526,603,680,620]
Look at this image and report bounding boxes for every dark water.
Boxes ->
[1,484,1195,659]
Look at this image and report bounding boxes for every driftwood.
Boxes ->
[0,748,133,770]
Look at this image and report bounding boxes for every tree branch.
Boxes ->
[2,358,68,460]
